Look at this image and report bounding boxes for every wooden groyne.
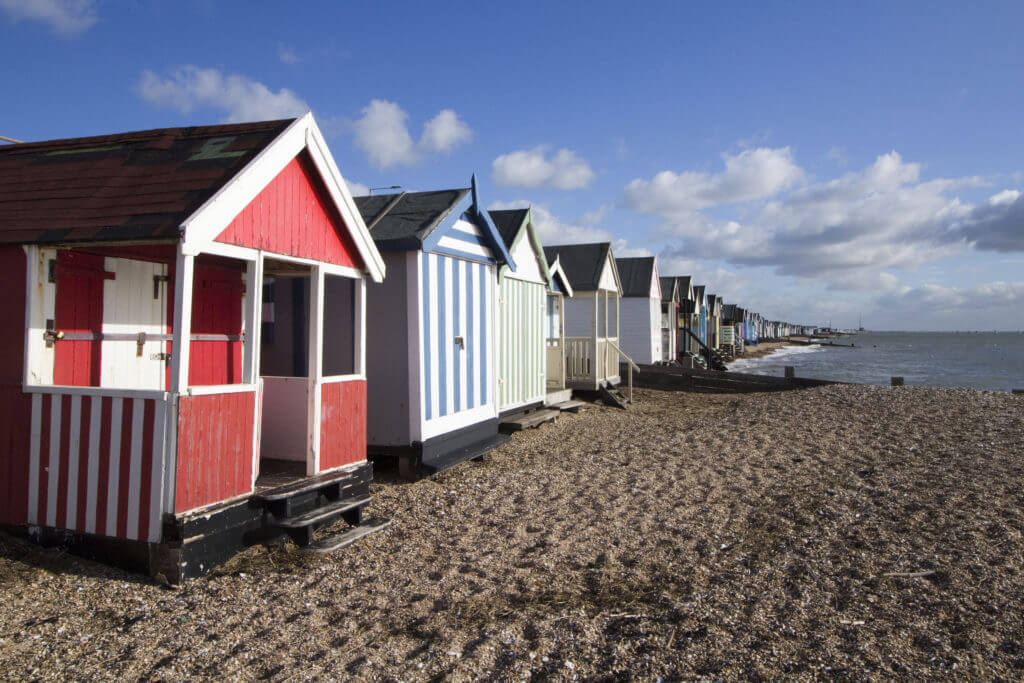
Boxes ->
[623,363,843,394]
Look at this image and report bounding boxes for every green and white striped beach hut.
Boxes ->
[489,208,564,415]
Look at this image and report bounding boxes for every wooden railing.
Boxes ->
[564,336,638,401]
[565,336,593,383]
[607,339,639,403]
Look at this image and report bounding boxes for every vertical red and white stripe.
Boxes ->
[27,392,168,543]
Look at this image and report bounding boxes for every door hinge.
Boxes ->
[153,274,169,299]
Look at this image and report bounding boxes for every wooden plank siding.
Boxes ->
[420,252,492,423]
[318,379,367,471]
[26,391,168,542]
[498,277,546,411]
[175,391,255,514]
[188,261,244,386]
[215,153,364,270]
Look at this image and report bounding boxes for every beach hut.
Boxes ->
[693,285,708,346]
[615,257,663,365]
[542,254,575,402]
[542,243,634,400]
[707,294,722,349]
[488,207,571,413]
[0,114,390,581]
[658,276,680,363]
[355,179,515,479]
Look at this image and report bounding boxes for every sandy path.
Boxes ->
[1,385,1022,679]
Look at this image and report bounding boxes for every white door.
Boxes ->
[101,257,168,390]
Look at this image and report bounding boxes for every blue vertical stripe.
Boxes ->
[437,256,448,417]
[466,260,475,409]
[453,259,462,412]
[422,252,432,421]
[479,263,487,402]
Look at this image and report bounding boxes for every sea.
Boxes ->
[727,331,1024,392]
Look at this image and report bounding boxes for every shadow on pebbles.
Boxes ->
[2,385,1023,679]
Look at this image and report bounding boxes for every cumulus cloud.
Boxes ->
[352,100,473,170]
[420,109,473,154]
[138,66,308,123]
[872,280,1024,330]
[489,200,612,246]
[492,146,595,190]
[957,188,1024,252]
[630,150,1012,290]
[624,147,803,215]
[0,0,96,35]
[345,179,370,197]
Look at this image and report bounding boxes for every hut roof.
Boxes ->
[615,257,656,297]
[487,208,529,250]
[543,242,615,292]
[354,189,469,249]
[0,119,293,245]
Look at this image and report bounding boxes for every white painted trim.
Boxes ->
[185,384,258,396]
[307,265,324,475]
[180,113,386,283]
[357,277,366,376]
[407,252,423,443]
[420,403,497,442]
[23,385,168,400]
[84,395,100,533]
[27,393,41,524]
[196,240,259,262]
[162,393,178,515]
[65,396,82,530]
[242,258,260,384]
[45,395,61,526]
[170,248,194,394]
[436,235,494,259]
[320,374,365,383]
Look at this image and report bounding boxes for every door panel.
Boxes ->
[101,258,167,390]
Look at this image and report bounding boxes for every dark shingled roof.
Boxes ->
[0,119,293,245]
[677,276,693,299]
[693,285,706,303]
[488,208,528,250]
[354,189,469,250]
[659,276,677,302]
[543,242,612,291]
[615,257,656,298]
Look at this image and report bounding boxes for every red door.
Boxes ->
[53,252,110,387]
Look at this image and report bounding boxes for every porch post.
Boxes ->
[242,256,264,384]
[170,246,194,395]
[307,265,324,475]
[592,292,599,385]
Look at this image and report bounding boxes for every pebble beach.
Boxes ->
[1,384,1022,679]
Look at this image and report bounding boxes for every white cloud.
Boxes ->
[958,188,1024,252]
[613,240,652,258]
[138,67,308,123]
[278,45,300,65]
[352,100,473,170]
[420,109,473,153]
[492,146,595,190]
[0,0,96,35]
[488,200,612,246]
[345,179,369,197]
[352,100,417,170]
[871,280,1024,330]
[624,146,803,215]
[631,150,1004,290]
[576,205,612,227]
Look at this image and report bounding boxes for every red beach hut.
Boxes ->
[0,113,389,581]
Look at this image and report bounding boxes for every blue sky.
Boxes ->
[3,0,1023,330]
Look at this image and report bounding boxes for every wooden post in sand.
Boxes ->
[784,366,795,378]
[891,376,904,386]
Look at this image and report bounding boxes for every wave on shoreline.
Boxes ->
[729,343,824,372]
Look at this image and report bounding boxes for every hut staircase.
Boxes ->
[681,329,729,371]
[255,470,392,554]
[598,382,630,409]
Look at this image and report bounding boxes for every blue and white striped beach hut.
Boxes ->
[356,177,515,478]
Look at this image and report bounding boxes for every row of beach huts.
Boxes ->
[0,115,816,581]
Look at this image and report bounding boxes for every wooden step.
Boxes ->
[598,384,627,409]
[254,468,360,503]
[551,399,588,413]
[302,517,393,555]
[418,434,511,478]
[499,408,560,432]
[273,495,371,529]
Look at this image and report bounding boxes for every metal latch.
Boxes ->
[151,352,171,362]
[43,319,62,348]
[454,335,464,350]
[136,332,146,357]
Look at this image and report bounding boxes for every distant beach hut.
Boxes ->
[0,114,390,581]
[542,253,575,401]
[614,256,663,365]
[659,276,681,363]
[693,285,708,347]
[543,243,634,399]
[355,178,515,479]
